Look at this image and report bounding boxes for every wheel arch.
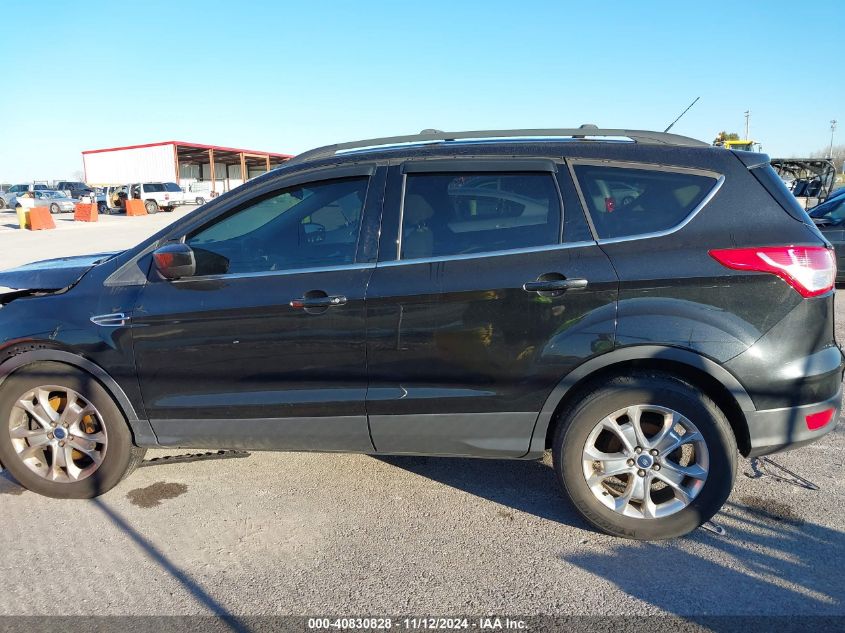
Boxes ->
[529,345,754,458]
[0,347,157,447]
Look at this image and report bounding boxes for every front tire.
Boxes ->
[49,203,60,214]
[553,371,736,540]
[0,362,145,499]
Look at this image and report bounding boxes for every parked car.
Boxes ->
[826,187,845,203]
[809,195,845,280]
[0,127,841,541]
[0,183,50,209]
[30,190,77,214]
[136,181,187,213]
[54,181,94,200]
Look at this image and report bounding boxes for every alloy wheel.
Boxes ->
[581,404,709,519]
[7,385,108,483]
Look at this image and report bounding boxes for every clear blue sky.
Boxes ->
[2,0,843,182]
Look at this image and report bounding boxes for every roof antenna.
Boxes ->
[664,97,700,133]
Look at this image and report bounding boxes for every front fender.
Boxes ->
[0,349,157,447]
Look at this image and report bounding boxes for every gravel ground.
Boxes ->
[0,215,843,623]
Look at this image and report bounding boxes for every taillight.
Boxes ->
[708,246,836,298]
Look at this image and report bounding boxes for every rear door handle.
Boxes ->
[290,295,347,309]
[523,278,588,293]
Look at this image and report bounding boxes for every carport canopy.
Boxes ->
[173,142,292,193]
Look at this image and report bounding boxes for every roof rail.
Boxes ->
[286,127,709,166]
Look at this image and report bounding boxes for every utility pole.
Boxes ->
[744,110,750,140]
[830,120,837,158]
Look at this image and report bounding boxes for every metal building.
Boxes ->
[82,141,292,197]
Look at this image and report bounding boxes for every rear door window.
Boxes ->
[572,164,718,240]
[400,172,560,260]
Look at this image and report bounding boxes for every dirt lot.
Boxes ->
[0,212,843,623]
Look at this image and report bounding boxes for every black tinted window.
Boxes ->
[573,165,717,239]
[400,172,560,260]
[188,177,368,276]
[163,182,181,192]
[144,183,165,193]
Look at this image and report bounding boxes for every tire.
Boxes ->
[49,203,60,214]
[144,200,159,214]
[98,202,107,214]
[0,198,6,210]
[553,371,736,540]
[0,362,146,499]
[195,197,205,205]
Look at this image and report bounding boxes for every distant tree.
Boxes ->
[809,144,845,165]
[713,131,741,145]
[71,170,85,182]
[807,145,845,185]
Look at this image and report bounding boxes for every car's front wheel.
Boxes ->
[0,362,145,498]
[49,203,60,214]
[553,371,736,540]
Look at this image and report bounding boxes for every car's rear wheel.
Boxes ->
[0,198,6,210]
[0,362,145,498]
[144,200,159,214]
[553,371,736,540]
[195,197,206,205]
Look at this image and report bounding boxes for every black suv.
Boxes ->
[0,128,841,540]
[54,181,94,200]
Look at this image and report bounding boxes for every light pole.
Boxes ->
[830,120,837,159]
[744,110,750,140]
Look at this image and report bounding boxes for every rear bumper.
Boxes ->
[744,387,841,457]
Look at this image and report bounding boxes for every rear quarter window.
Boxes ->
[572,164,718,240]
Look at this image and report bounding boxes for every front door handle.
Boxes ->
[523,278,588,294]
[290,295,347,309]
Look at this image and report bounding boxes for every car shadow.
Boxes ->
[375,454,591,530]
[560,499,845,618]
[378,455,844,618]
[0,470,25,495]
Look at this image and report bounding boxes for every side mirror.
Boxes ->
[152,243,196,280]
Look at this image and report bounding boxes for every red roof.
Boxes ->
[82,140,292,159]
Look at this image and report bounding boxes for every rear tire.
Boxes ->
[195,197,205,205]
[553,371,736,540]
[144,200,159,214]
[0,362,145,499]
[0,198,6,210]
